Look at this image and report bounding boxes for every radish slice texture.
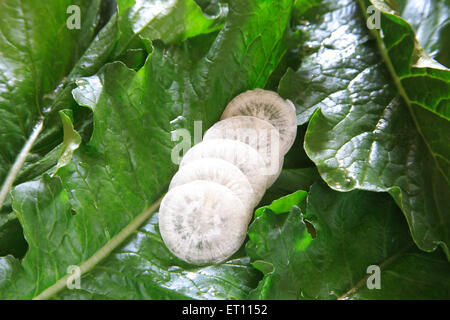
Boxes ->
[180,139,268,204]
[159,181,249,265]
[169,158,255,215]
[221,88,297,155]
[203,115,283,186]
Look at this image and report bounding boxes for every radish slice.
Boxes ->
[159,181,249,265]
[221,88,297,155]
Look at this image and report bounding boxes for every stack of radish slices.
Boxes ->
[159,89,297,265]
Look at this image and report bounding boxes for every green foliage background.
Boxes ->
[0,0,449,299]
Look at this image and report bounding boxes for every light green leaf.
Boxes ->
[54,110,82,173]
[1,0,294,299]
[0,0,103,207]
[113,0,226,57]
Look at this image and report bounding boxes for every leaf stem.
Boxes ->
[0,118,44,209]
[33,194,165,300]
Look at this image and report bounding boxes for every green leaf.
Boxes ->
[0,213,27,258]
[112,0,226,57]
[14,146,62,186]
[279,0,450,257]
[54,215,260,300]
[247,183,450,299]
[0,255,21,293]
[115,48,148,71]
[260,168,319,206]
[7,175,73,298]
[5,174,259,299]
[396,0,450,67]
[1,0,294,299]
[0,0,103,206]
[0,0,101,176]
[54,110,82,173]
[255,190,308,218]
[1,0,230,213]
[194,0,226,18]
[68,13,120,81]
[359,0,450,174]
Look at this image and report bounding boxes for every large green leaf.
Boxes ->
[359,0,449,175]
[0,0,103,205]
[279,0,450,257]
[71,0,227,78]
[3,175,259,299]
[0,108,80,260]
[54,214,260,300]
[0,0,226,209]
[247,183,450,299]
[0,0,294,299]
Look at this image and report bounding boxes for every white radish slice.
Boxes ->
[221,88,297,155]
[180,139,268,205]
[203,116,283,187]
[169,158,255,215]
[159,181,249,265]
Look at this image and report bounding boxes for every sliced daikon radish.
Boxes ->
[221,88,297,155]
[159,181,249,265]
[169,158,255,215]
[203,116,283,186]
[180,139,268,205]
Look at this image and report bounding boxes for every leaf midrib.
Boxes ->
[337,243,413,300]
[356,0,449,185]
[33,194,165,300]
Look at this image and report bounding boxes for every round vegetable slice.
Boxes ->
[203,115,283,186]
[159,181,249,265]
[221,88,297,155]
[180,139,268,204]
[169,158,256,214]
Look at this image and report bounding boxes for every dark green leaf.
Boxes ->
[0,213,27,258]
[0,255,21,293]
[247,183,450,299]
[68,13,120,81]
[55,214,260,300]
[279,0,450,257]
[194,0,226,18]
[396,0,450,67]
[259,168,320,206]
